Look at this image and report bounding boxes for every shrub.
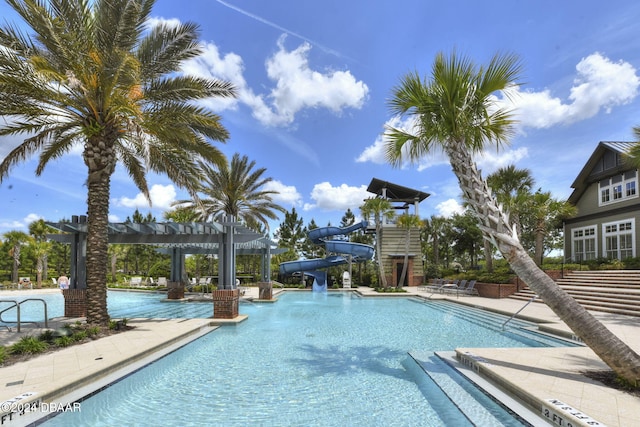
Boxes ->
[87,326,101,337]
[71,331,88,342]
[54,336,74,347]
[10,336,48,355]
[38,330,56,343]
[0,346,6,364]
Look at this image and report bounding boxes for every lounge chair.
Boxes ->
[461,279,478,296]
[418,278,445,292]
[442,279,466,295]
[157,277,167,287]
[129,276,144,287]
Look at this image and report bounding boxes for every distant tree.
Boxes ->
[28,219,53,282]
[340,209,356,228]
[360,198,395,287]
[3,230,29,284]
[163,206,200,222]
[486,165,534,236]
[423,215,448,268]
[301,219,325,260]
[173,153,285,231]
[274,208,306,259]
[448,211,484,269]
[520,189,577,266]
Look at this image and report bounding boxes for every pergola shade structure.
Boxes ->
[46,215,284,290]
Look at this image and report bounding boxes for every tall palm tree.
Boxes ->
[29,219,53,283]
[384,50,640,384]
[486,165,534,237]
[3,230,29,284]
[360,197,395,288]
[0,0,235,325]
[523,189,577,266]
[396,213,422,288]
[173,153,285,230]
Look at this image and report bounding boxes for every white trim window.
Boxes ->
[599,170,638,206]
[602,219,635,259]
[572,226,597,261]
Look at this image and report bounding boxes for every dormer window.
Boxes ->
[599,170,638,206]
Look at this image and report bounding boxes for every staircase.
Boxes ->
[509,270,640,317]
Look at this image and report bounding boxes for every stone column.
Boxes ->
[167,282,185,300]
[212,289,239,319]
[258,282,273,300]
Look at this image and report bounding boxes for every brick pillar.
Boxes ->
[62,289,87,317]
[212,289,239,319]
[258,282,272,300]
[167,282,184,300]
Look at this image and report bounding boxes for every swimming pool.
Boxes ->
[35,292,572,426]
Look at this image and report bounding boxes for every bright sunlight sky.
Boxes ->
[1,0,639,235]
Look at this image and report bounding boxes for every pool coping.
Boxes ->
[1,318,216,426]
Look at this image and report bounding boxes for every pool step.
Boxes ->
[421,300,578,347]
[408,351,524,426]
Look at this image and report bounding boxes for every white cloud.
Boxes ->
[263,180,302,206]
[113,184,177,210]
[435,199,464,218]
[0,213,42,231]
[475,147,529,175]
[303,182,369,211]
[182,35,369,127]
[146,17,181,29]
[503,52,639,129]
[264,36,369,125]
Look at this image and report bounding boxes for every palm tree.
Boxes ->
[360,197,395,288]
[28,219,53,283]
[523,189,577,266]
[0,0,235,325]
[384,50,640,384]
[396,213,422,288]
[173,153,285,230]
[3,230,29,284]
[486,165,534,236]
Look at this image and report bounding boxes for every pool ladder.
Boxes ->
[501,295,536,330]
[0,298,49,332]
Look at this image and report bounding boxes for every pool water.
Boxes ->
[34,292,568,426]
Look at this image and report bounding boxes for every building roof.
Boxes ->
[568,141,636,204]
[366,178,430,203]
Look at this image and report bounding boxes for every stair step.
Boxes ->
[407,351,508,426]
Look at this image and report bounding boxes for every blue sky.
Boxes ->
[1,0,640,237]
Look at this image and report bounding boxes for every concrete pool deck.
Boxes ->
[0,287,638,426]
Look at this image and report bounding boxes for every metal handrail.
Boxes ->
[0,298,48,332]
[0,300,19,331]
[501,295,537,330]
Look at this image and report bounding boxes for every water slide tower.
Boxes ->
[366,178,430,287]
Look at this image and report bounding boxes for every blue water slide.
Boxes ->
[279,221,374,291]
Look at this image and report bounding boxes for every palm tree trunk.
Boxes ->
[483,239,493,272]
[11,246,20,284]
[376,222,388,287]
[446,139,640,384]
[86,174,111,325]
